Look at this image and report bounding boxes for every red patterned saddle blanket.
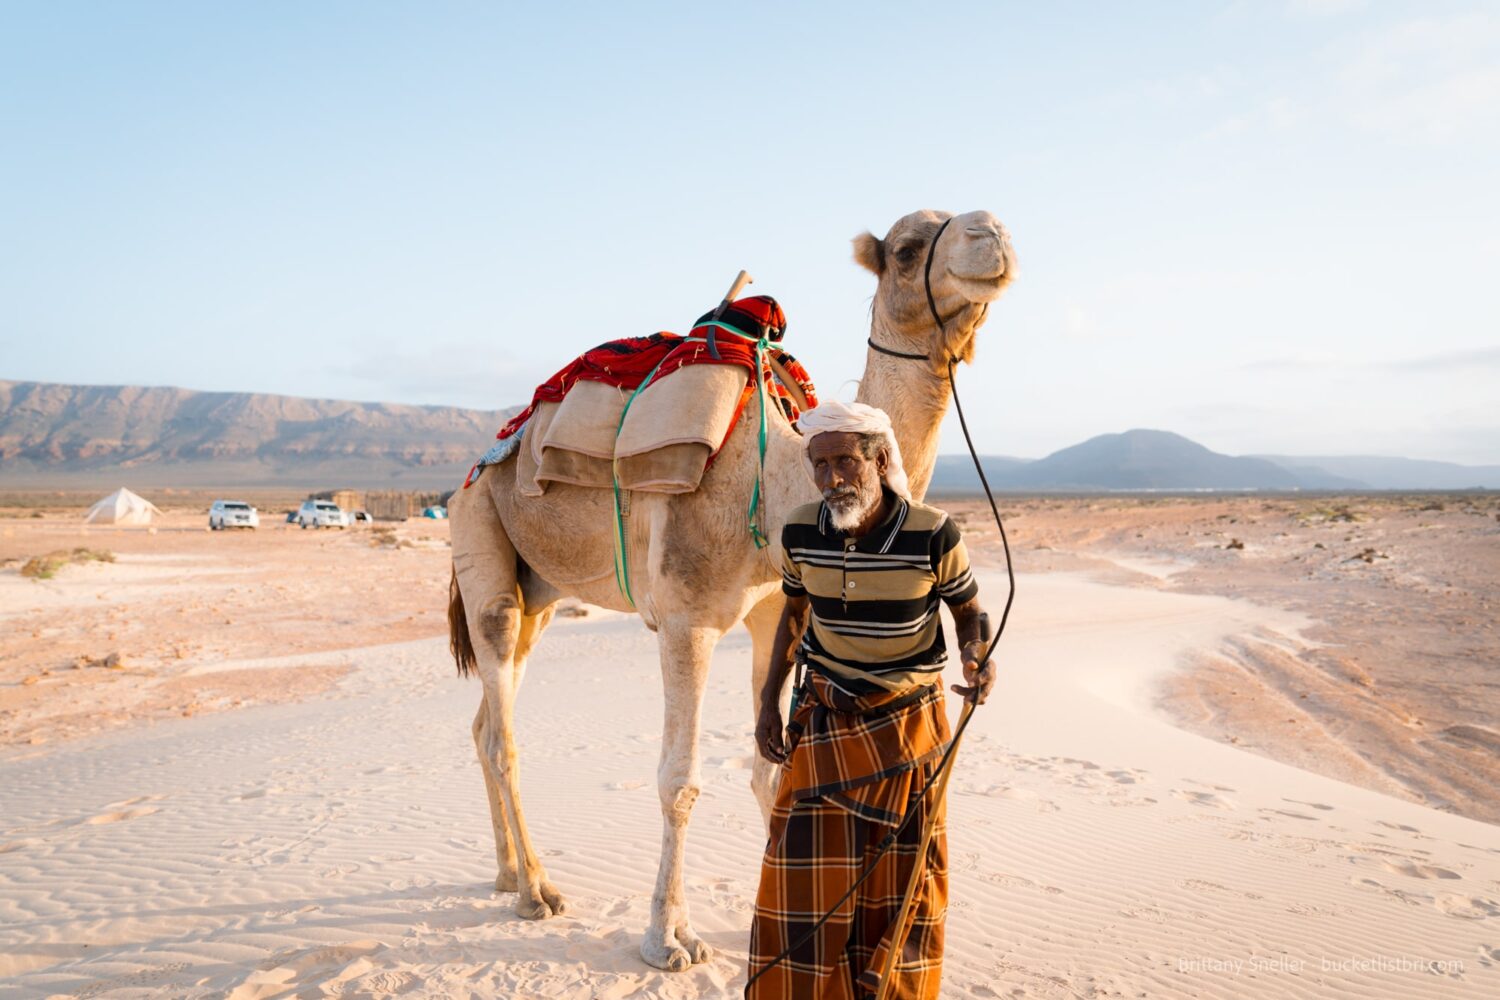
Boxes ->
[465,296,817,492]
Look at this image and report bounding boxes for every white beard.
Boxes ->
[825,481,880,533]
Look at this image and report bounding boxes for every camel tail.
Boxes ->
[448,567,477,678]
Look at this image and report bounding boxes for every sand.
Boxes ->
[2,501,1498,997]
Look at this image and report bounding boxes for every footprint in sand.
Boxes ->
[981,786,1060,812]
[1057,757,1100,770]
[1379,858,1461,880]
[1459,842,1500,855]
[1180,878,1264,901]
[1436,895,1500,920]
[48,795,165,827]
[1286,901,1347,917]
[1376,820,1421,833]
[980,870,1063,895]
[225,940,387,1000]
[1119,905,1169,923]
[1172,789,1236,810]
[1349,875,1434,909]
[1260,807,1320,821]
[1283,798,1334,811]
[104,794,165,809]
[1478,944,1500,966]
[83,805,160,825]
[1345,852,1462,880]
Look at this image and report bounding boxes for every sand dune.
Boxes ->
[3,566,1496,997]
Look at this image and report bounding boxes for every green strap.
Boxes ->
[691,320,773,548]
[610,329,774,608]
[746,334,771,550]
[611,349,682,607]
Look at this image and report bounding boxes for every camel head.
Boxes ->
[853,209,1016,370]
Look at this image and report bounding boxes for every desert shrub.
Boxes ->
[20,547,115,579]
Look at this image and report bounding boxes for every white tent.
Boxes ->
[85,488,162,525]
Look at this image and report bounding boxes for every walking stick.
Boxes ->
[704,270,753,359]
[873,613,990,1000]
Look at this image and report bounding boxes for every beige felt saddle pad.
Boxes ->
[516,364,750,496]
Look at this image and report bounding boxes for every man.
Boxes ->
[746,400,995,999]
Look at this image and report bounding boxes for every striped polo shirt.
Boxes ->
[779,488,979,697]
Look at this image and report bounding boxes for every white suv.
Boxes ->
[296,500,349,529]
[209,500,259,530]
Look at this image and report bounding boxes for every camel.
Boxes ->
[446,208,1016,971]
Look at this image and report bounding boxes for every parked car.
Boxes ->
[350,509,374,525]
[422,505,448,519]
[295,499,349,529]
[209,499,259,530]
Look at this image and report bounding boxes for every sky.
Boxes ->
[2,0,1497,463]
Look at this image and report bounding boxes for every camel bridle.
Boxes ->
[750,217,1017,998]
[866,214,992,367]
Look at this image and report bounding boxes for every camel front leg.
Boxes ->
[641,621,717,971]
[743,592,789,830]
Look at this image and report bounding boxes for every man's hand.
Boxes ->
[756,703,788,764]
[951,639,996,705]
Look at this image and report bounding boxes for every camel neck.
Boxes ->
[855,321,952,502]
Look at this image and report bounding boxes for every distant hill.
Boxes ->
[927,454,1032,494]
[930,429,1370,493]
[1006,429,1308,490]
[1257,454,1500,491]
[0,380,506,489]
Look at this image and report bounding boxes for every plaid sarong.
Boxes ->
[746,673,950,999]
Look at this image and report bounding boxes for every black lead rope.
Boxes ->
[745,217,1016,992]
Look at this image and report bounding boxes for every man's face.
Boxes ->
[808,432,887,532]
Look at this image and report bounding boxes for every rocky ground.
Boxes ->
[0,502,456,746]
[947,492,1500,825]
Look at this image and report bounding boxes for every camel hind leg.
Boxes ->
[469,604,556,892]
[472,694,519,890]
[450,478,564,919]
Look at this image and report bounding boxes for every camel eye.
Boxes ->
[895,246,920,264]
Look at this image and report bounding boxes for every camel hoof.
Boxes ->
[676,925,713,964]
[641,932,693,972]
[515,894,557,920]
[539,880,567,916]
[515,880,566,920]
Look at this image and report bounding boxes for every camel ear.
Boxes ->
[852,232,884,275]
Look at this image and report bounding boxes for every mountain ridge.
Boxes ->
[2,380,1495,491]
[0,380,508,489]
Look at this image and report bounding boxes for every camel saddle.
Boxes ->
[464,296,817,496]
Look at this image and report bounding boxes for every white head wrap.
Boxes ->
[795,400,911,500]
